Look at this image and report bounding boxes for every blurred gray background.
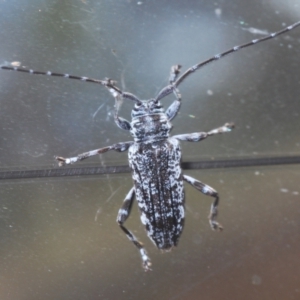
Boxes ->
[0,0,299,299]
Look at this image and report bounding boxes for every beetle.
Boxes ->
[1,21,300,271]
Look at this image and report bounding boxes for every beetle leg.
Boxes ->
[117,187,152,271]
[183,174,223,231]
[55,141,133,166]
[165,88,181,121]
[105,78,142,130]
[173,123,234,142]
[164,65,182,121]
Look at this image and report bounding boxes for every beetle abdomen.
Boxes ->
[129,137,184,249]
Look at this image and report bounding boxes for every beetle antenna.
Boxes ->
[0,65,142,104]
[175,21,300,87]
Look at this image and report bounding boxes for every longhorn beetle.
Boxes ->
[1,21,300,271]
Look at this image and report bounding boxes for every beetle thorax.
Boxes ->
[130,100,172,142]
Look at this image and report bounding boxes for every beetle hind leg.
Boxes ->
[183,174,223,231]
[116,187,152,271]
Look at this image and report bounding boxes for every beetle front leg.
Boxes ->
[117,187,152,271]
[55,141,133,166]
[183,174,223,231]
[165,65,182,121]
[173,123,234,142]
[105,78,141,131]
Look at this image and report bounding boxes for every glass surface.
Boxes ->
[0,166,300,300]
[0,0,299,299]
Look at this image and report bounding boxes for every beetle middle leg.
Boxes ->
[55,141,133,166]
[117,187,152,271]
[173,122,234,142]
[183,174,222,231]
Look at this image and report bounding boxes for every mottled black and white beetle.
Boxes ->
[1,21,300,271]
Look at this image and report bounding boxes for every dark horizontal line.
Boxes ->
[181,155,300,170]
[0,155,299,180]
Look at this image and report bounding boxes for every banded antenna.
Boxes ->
[1,21,300,100]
